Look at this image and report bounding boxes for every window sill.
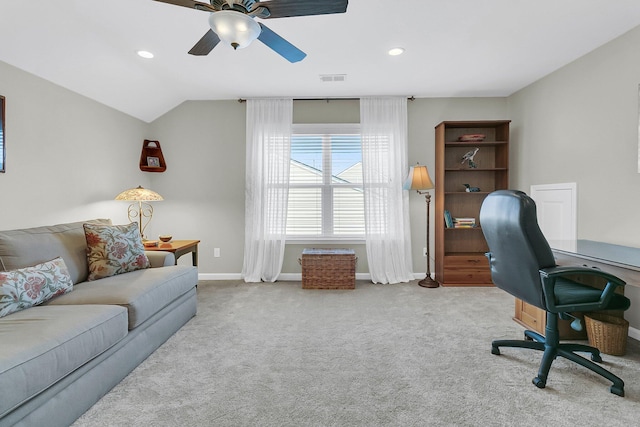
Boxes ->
[286,238,365,245]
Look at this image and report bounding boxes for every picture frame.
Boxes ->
[0,95,5,173]
[638,84,640,173]
[147,156,160,167]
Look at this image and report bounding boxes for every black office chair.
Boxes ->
[479,190,631,396]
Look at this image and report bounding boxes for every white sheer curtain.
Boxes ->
[241,99,293,282]
[360,97,414,284]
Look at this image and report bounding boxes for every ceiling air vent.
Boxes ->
[320,74,346,82]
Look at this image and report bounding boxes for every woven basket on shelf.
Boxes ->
[584,313,629,356]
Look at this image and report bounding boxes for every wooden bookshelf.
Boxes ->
[434,120,510,286]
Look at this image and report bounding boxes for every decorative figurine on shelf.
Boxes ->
[463,184,481,192]
[461,147,479,168]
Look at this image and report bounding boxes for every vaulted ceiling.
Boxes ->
[2,0,640,122]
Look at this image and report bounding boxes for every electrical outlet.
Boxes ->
[423,247,427,257]
[214,248,220,258]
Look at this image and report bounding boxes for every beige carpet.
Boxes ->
[73,281,640,427]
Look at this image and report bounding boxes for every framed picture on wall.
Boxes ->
[638,85,640,173]
[0,95,5,173]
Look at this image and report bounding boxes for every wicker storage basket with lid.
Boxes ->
[300,248,356,289]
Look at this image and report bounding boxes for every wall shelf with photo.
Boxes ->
[139,139,166,172]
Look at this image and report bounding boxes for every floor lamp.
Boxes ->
[404,164,438,288]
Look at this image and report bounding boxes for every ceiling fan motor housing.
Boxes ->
[212,0,258,13]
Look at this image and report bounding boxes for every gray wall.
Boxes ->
[145,98,507,276]
[508,25,640,333]
[509,26,640,247]
[0,61,149,229]
[146,100,247,273]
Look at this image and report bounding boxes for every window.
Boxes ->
[287,124,364,240]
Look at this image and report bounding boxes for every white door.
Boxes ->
[530,183,577,252]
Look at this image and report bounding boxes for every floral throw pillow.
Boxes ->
[0,257,74,318]
[84,222,150,281]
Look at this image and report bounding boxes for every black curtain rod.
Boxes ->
[237,96,415,103]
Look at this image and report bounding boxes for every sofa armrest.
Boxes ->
[145,251,175,268]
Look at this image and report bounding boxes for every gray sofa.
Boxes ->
[0,219,198,427]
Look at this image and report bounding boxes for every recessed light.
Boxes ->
[388,47,405,56]
[137,50,154,59]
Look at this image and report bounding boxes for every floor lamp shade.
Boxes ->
[403,165,434,191]
[404,164,438,288]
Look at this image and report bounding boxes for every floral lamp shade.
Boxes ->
[115,186,163,202]
[115,186,163,240]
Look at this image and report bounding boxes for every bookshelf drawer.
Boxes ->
[444,254,489,269]
[442,255,492,285]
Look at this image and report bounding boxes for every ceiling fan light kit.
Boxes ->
[153,0,348,62]
[209,10,261,50]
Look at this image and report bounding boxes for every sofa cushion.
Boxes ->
[84,222,150,281]
[0,257,74,318]
[0,219,112,284]
[47,265,197,329]
[0,305,128,418]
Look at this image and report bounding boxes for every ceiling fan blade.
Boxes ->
[152,0,216,13]
[258,0,348,18]
[188,29,221,56]
[257,23,306,63]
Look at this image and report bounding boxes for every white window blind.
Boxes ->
[287,123,364,239]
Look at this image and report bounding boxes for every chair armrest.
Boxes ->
[539,266,626,313]
[541,265,625,285]
[145,251,176,268]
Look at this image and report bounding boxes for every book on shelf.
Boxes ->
[453,217,476,228]
[444,210,454,228]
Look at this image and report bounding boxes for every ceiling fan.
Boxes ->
[152,0,348,63]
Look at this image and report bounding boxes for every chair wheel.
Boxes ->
[610,385,624,397]
[491,346,500,355]
[532,377,546,389]
[591,353,603,363]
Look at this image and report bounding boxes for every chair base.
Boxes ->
[491,317,625,396]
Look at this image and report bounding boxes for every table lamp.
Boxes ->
[115,185,163,240]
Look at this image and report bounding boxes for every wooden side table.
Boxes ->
[145,240,200,266]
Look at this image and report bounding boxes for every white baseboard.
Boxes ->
[198,273,242,281]
[199,273,375,281]
[199,273,374,281]
[277,273,372,281]
[277,273,301,281]
[629,325,640,341]
[199,272,427,282]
